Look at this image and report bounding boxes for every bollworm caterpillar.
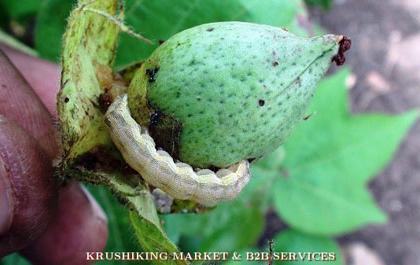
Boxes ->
[104,95,250,206]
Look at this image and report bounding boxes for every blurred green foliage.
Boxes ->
[304,0,333,10]
[276,69,417,235]
[273,229,343,264]
[2,0,42,19]
[33,0,306,68]
[0,1,417,265]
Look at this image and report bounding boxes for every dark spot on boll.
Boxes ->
[247,157,257,164]
[148,111,182,161]
[150,110,162,126]
[272,61,279,67]
[340,36,352,52]
[258,99,265,106]
[332,36,351,66]
[1,84,6,89]
[303,114,312,121]
[332,53,345,65]
[145,67,160,82]
[206,27,214,32]
[64,97,70,103]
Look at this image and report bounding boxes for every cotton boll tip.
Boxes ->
[331,35,351,66]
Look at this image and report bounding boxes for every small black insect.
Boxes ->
[145,67,160,83]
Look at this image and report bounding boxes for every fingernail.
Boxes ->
[0,157,13,235]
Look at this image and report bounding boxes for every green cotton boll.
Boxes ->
[128,22,342,168]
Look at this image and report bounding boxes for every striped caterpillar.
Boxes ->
[104,95,250,206]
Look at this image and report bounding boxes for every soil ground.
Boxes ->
[309,1,420,264]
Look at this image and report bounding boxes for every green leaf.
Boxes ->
[273,229,343,265]
[34,0,307,64]
[2,0,42,19]
[117,0,306,67]
[163,166,276,252]
[305,0,333,10]
[222,248,260,265]
[273,69,418,235]
[87,186,140,253]
[35,0,74,61]
[129,195,187,265]
[253,146,286,171]
[165,202,264,253]
[0,254,30,265]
